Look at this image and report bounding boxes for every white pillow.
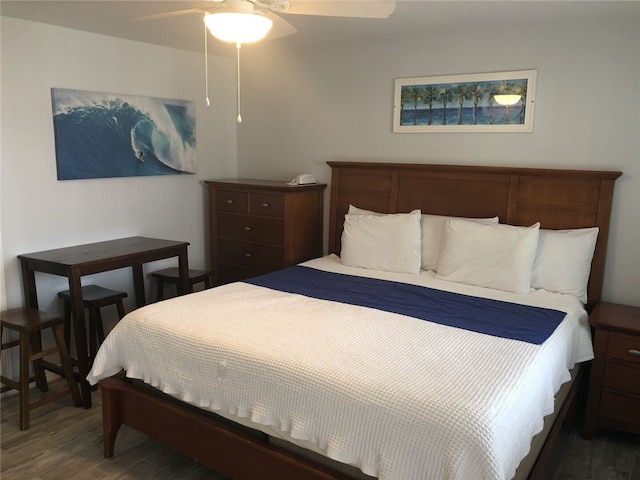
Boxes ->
[437,219,540,294]
[348,207,500,273]
[531,227,599,303]
[421,214,499,272]
[341,209,422,274]
[348,205,379,215]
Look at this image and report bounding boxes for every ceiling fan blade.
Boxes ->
[263,11,298,39]
[129,8,207,22]
[272,0,396,19]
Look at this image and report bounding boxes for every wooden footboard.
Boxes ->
[100,368,586,480]
[99,377,352,480]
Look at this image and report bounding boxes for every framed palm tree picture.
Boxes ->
[393,70,536,133]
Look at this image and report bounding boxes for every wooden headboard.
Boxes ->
[327,162,621,311]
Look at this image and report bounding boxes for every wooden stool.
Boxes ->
[151,267,214,301]
[1,307,81,430]
[58,285,127,365]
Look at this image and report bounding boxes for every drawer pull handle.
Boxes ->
[226,199,234,204]
[244,226,252,231]
[262,203,270,208]
[629,349,640,356]
[244,253,252,257]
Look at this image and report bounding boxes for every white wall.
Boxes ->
[0,17,237,319]
[238,12,640,306]
[1,10,639,316]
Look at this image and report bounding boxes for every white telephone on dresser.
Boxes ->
[287,173,316,185]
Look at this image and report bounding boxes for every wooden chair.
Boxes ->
[151,267,214,301]
[58,285,127,365]
[1,307,81,430]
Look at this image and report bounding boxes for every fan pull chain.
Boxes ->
[236,42,242,124]
[204,22,210,106]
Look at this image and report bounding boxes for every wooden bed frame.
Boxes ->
[100,162,621,480]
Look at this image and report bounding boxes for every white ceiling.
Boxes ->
[1,1,637,57]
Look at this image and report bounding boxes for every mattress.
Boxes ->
[88,255,593,480]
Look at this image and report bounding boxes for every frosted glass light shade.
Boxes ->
[204,12,273,44]
[494,94,521,106]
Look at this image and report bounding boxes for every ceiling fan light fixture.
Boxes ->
[204,11,273,44]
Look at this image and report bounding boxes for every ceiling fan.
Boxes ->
[140,0,396,122]
[145,0,397,41]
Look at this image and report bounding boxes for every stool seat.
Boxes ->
[1,307,81,430]
[151,267,213,301]
[58,285,128,368]
[57,284,128,305]
[1,308,67,333]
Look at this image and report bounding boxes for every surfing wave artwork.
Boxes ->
[51,88,196,180]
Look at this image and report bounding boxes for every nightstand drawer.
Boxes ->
[217,214,284,244]
[249,194,284,217]
[607,332,640,364]
[603,362,640,394]
[216,191,248,213]
[599,390,640,428]
[218,240,284,270]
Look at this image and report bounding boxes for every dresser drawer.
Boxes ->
[217,264,266,285]
[216,191,248,213]
[607,332,640,364]
[218,240,284,270]
[249,194,284,217]
[217,214,284,245]
[599,390,640,428]
[603,362,640,394]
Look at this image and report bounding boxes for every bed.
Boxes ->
[89,162,621,480]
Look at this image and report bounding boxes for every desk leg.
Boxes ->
[20,260,39,309]
[68,272,92,408]
[177,246,191,296]
[19,260,47,390]
[132,264,146,308]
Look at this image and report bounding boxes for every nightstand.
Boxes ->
[584,302,640,439]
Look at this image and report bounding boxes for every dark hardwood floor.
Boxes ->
[1,381,639,479]
[1,381,227,479]
[553,426,640,480]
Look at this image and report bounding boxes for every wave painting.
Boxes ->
[51,88,196,180]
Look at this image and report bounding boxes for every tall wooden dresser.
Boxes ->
[205,179,327,285]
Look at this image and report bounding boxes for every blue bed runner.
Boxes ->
[244,266,566,345]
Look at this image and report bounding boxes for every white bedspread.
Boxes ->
[88,255,593,480]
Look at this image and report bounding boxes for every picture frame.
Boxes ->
[393,70,536,133]
[51,88,197,180]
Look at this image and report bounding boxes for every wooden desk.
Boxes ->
[19,236,191,408]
